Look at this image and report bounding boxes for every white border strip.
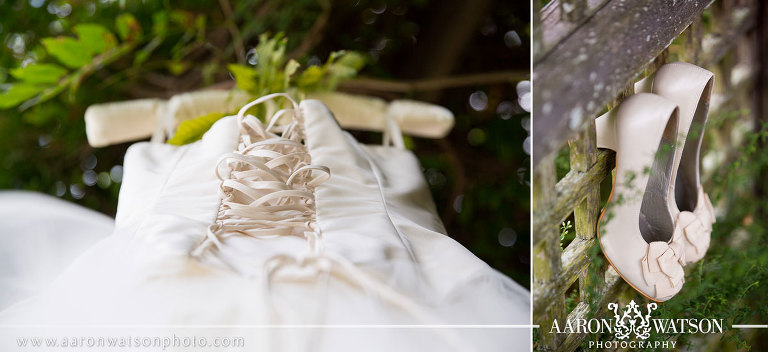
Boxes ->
[732,325,768,329]
[0,325,537,329]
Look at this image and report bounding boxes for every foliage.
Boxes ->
[166,112,227,146]
[0,0,530,290]
[607,119,768,351]
[541,108,768,351]
[0,15,141,110]
[169,33,365,146]
[560,220,572,251]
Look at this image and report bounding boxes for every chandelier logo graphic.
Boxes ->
[547,299,724,349]
[607,300,657,340]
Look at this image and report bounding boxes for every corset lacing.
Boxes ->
[190,93,473,351]
[191,93,329,256]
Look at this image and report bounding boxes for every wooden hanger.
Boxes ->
[84,89,454,148]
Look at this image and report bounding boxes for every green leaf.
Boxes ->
[195,14,206,41]
[10,64,67,84]
[297,65,325,90]
[0,84,46,109]
[41,37,93,69]
[170,10,195,27]
[228,64,258,94]
[152,12,169,37]
[73,24,117,55]
[21,103,60,126]
[167,112,227,146]
[166,60,190,75]
[326,50,345,64]
[284,59,300,88]
[134,36,163,66]
[335,51,366,71]
[116,13,142,41]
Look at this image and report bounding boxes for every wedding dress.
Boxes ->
[0,191,113,311]
[0,94,530,351]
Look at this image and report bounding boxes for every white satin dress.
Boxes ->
[0,95,530,351]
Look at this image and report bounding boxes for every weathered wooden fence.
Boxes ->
[532,0,765,350]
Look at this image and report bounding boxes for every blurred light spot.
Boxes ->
[424,168,447,189]
[373,38,389,51]
[516,80,531,112]
[81,154,97,170]
[55,181,66,197]
[370,4,386,14]
[469,91,488,111]
[467,128,486,146]
[97,171,111,188]
[38,135,51,147]
[498,228,517,247]
[83,170,98,186]
[453,194,464,213]
[480,19,497,36]
[85,2,96,16]
[521,117,531,133]
[523,136,531,155]
[392,5,407,15]
[49,20,64,34]
[245,49,258,65]
[307,55,321,67]
[496,101,514,120]
[516,80,530,96]
[504,31,522,48]
[29,0,45,8]
[58,3,72,17]
[368,50,380,62]
[362,9,377,24]
[8,34,25,54]
[519,253,530,265]
[70,184,85,199]
[47,2,72,18]
[110,165,123,183]
[518,165,530,186]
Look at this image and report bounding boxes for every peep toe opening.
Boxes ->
[639,109,679,244]
[675,77,713,212]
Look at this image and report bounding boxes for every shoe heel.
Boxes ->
[595,111,618,151]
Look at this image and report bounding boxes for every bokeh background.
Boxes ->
[0,0,531,286]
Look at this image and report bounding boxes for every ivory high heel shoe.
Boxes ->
[595,93,684,302]
[651,62,716,264]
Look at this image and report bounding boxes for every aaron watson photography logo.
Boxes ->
[548,300,724,349]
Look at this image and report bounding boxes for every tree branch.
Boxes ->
[218,0,245,64]
[339,70,528,93]
[287,0,332,59]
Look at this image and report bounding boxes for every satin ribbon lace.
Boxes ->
[191,93,329,257]
[188,94,473,349]
[641,241,685,299]
[674,187,715,262]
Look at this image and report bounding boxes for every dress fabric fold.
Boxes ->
[0,99,530,351]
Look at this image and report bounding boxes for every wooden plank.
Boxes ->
[556,269,624,351]
[532,156,566,350]
[700,4,758,66]
[754,0,768,217]
[533,149,614,247]
[534,57,756,320]
[532,0,713,168]
[533,236,595,320]
[536,0,611,61]
[569,121,602,306]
